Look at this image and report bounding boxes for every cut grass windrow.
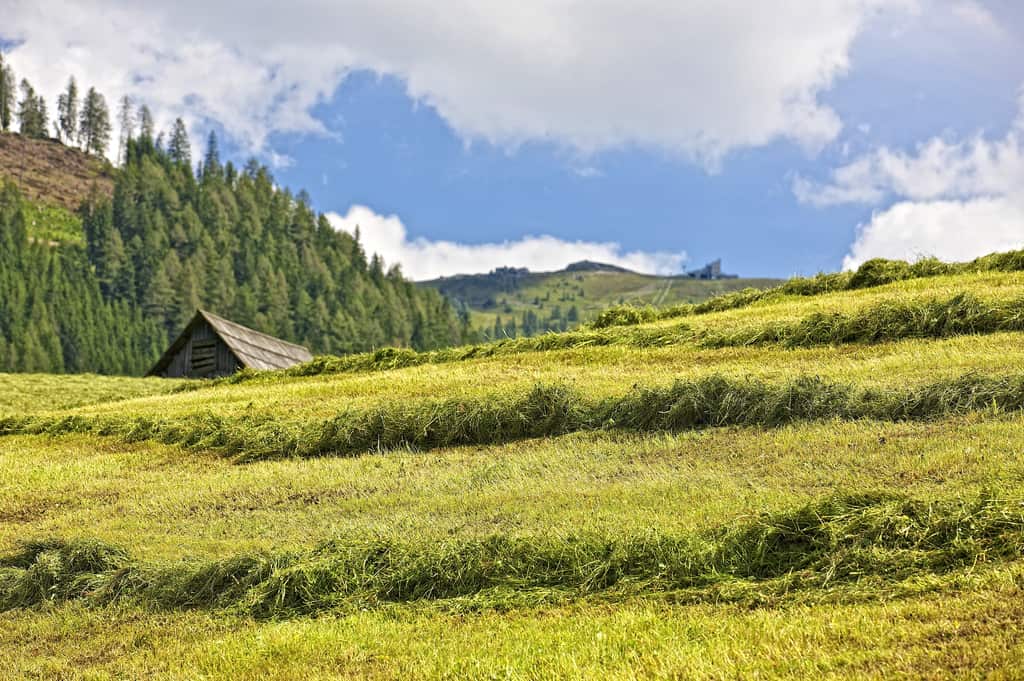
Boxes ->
[2,492,1021,617]
[184,291,1024,389]
[698,292,1024,349]
[5,371,1024,461]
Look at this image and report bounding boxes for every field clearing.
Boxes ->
[6,259,1024,677]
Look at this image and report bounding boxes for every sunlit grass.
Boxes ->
[0,372,183,415]
[5,262,1024,677]
[2,579,1023,679]
[3,413,1023,560]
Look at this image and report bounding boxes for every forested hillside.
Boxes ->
[0,183,164,374]
[0,134,465,375]
[85,133,464,356]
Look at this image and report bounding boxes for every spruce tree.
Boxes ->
[56,76,79,143]
[168,118,190,166]
[203,130,221,180]
[137,104,154,143]
[79,87,112,155]
[116,95,134,164]
[0,52,15,132]
[17,79,47,138]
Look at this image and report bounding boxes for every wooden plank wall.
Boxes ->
[161,320,241,378]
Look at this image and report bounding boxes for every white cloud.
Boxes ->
[1,0,916,164]
[797,89,1024,269]
[326,205,686,280]
[795,124,1024,207]
[843,197,1024,269]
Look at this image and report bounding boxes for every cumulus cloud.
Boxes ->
[843,197,1024,269]
[795,120,1024,207]
[796,90,1024,269]
[1,0,915,164]
[326,205,686,280]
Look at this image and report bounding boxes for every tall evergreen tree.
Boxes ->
[137,104,154,143]
[203,130,221,180]
[168,118,190,166]
[0,52,15,132]
[16,79,48,138]
[78,87,111,156]
[116,95,134,164]
[56,76,79,143]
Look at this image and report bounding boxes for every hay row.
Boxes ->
[7,372,1024,461]
[3,492,1021,617]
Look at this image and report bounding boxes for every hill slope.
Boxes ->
[422,260,779,337]
[0,132,114,211]
[3,252,1024,677]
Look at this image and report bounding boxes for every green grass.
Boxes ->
[593,249,1024,329]
[186,269,1024,393]
[0,372,184,414]
[4,586,1023,679]
[6,253,1024,677]
[21,201,84,246]
[422,265,779,336]
[3,414,1024,560]
[4,491,1022,617]
[11,371,1024,461]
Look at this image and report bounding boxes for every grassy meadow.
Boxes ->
[421,264,779,335]
[4,257,1024,678]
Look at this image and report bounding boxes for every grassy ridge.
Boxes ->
[698,292,1024,348]
[3,492,1021,617]
[420,262,778,337]
[592,250,1024,329]
[7,371,1024,461]
[189,289,1024,389]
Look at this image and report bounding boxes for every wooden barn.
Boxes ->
[146,310,313,379]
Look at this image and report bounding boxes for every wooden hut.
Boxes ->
[146,310,313,378]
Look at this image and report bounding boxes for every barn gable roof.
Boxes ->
[146,310,313,377]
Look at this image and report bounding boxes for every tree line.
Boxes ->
[0,53,114,156]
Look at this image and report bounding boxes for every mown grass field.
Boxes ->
[4,256,1024,678]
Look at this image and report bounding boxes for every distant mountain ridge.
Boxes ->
[420,260,779,340]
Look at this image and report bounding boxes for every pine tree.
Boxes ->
[78,87,112,156]
[168,118,190,166]
[0,52,15,132]
[116,95,134,164]
[35,94,47,138]
[56,76,78,143]
[202,130,221,180]
[137,104,154,143]
[17,79,47,138]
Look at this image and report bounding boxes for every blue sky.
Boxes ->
[5,1,1024,279]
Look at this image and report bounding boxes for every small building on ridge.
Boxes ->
[146,309,313,379]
